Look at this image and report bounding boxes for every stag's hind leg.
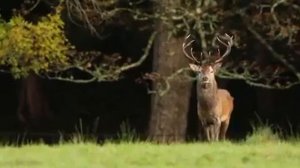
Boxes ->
[220,118,230,140]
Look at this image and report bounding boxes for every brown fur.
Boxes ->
[192,64,234,141]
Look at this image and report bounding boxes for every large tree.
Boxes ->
[148,0,193,141]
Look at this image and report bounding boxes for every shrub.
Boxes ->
[0,8,73,78]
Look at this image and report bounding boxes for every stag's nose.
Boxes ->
[202,76,208,82]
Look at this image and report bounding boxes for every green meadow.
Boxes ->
[0,127,299,168]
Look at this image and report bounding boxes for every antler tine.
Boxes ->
[215,33,233,64]
[182,34,201,64]
[190,47,201,63]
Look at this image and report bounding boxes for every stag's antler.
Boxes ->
[214,34,234,64]
[183,33,233,65]
[182,34,202,64]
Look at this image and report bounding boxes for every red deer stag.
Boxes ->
[182,34,234,141]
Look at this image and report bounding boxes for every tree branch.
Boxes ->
[240,15,300,80]
[116,31,157,73]
[41,31,157,83]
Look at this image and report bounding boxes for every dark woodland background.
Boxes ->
[0,0,300,143]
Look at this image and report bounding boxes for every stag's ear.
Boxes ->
[213,63,222,71]
[189,63,202,72]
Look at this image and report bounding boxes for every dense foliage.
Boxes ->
[0,8,72,78]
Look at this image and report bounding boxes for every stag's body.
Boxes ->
[183,33,234,141]
[196,68,234,141]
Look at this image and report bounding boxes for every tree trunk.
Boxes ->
[148,7,193,142]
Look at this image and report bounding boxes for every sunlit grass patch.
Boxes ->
[0,141,300,168]
[245,125,281,144]
[0,124,300,168]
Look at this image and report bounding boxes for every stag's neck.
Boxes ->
[197,79,218,109]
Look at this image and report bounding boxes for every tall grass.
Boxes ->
[245,125,281,144]
[1,122,300,168]
[69,119,298,144]
[116,120,138,142]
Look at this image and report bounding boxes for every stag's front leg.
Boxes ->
[214,121,221,141]
[198,120,205,141]
[204,117,220,141]
[200,119,211,141]
[209,125,216,141]
[204,127,211,141]
[207,125,217,141]
[202,123,217,142]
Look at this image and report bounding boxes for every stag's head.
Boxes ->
[182,34,233,88]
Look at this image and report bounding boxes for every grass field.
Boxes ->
[0,127,300,168]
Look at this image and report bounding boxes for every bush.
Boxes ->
[0,8,73,78]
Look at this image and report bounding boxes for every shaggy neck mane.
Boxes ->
[197,79,218,110]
